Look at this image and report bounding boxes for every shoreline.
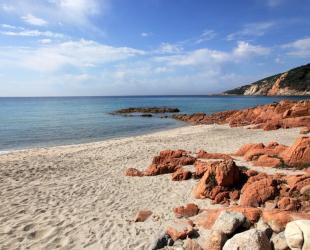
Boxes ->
[0,124,303,250]
[0,122,188,155]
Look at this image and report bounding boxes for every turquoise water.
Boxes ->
[0,96,307,151]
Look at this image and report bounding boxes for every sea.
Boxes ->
[0,96,307,152]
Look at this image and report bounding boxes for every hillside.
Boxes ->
[223,63,310,96]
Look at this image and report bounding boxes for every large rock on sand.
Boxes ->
[240,173,276,207]
[193,160,240,199]
[285,220,310,250]
[223,229,271,250]
[280,136,310,167]
[144,150,196,176]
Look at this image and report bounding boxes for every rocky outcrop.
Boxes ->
[235,136,310,168]
[223,63,310,96]
[111,107,180,114]
[173,100,310,131]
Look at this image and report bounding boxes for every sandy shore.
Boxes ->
[0,124,302,250]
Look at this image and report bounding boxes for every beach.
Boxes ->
[0,124,303,250]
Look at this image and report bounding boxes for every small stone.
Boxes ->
[173,203,199,218]
[212,211,245,234]
[167,220,194,241]
[134,210,152,222]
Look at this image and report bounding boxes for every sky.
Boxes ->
[0,0,309,96]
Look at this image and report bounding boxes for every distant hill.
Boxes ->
[223,63,310,96]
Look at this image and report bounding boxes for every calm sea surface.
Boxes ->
[0,96,307,151]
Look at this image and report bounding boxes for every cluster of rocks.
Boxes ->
[110,107,180,116]
[234,136,310,169]
[126,135,309,249]
[173,100,310,132]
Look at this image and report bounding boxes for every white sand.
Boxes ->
[0,124,302,250]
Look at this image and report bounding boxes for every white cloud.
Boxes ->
[195,30,216,44]
[1,24,17,29]
[157,43,183,54]
[283,37,310,57]
[21,14,48,26]
[39,39,52,44]
[233,41,270,58]
[141,32,152,37]
[17,39,144,72]
[0,29,65,38]
[1,4,15,12]
[56,0,100,15]
[227,21,276,40]
[158,48,229,66]
[156,41,270,66]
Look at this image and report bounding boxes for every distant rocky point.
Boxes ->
[223,63,310,96]
[111,107,180,115]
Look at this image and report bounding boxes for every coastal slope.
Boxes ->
[223,63,310,96]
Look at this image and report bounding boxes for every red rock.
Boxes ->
[193,160,240,199]
[144,150,196,176]
[173,203,200,218]
[252,155,282,168]
[171,168,192,181]
[173,100,310,131]
[284,174,310,193]
[197,150,232,160]
[234,143,265,157]
[262,210,310,232]
[125,168,144,177]
[280,137,310,167]
[144,163,181,176]
[134,210,152,222]
[194,160,210,178]
[240,175,276,207]
[166,220,194,241]
[194,209,223,229]
[277,197,299,211]
[152,149,196,166]
[214,191,230,204]
[300,127,310,134]
[230,190,240,200]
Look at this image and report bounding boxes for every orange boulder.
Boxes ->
[173,203,200,218]
[125,168,144,177]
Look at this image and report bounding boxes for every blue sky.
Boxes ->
[0,0,309,96]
